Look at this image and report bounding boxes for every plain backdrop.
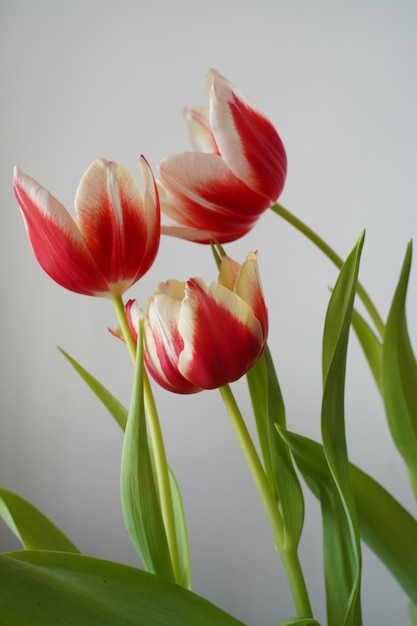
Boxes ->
[1,1,416,624]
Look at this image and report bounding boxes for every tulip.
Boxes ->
[127,252,268,393]
[13,157,160,297]
[158,69,287,244]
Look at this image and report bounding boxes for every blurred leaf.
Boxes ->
[279,429,417,607]
[410,603,417,625]
[382,241,417,497]
[246,344,304,548]
[0,487,79,553]
[320,233,364,624]
[58,346,128,430]
[120,326,175,581]
[351,309,382,393]
[0,551,245,626]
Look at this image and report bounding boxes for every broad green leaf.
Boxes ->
[382,241,417,497]
[120,325,175,582]
[351,463,417,605]
[320,233,364,625]
[279,428,417,607]
[58,346,128,430]
[59,347,191,588]
[0,487,79,553]
[246,344,304,549]
[0,551,245,626]
[351,309,382,393]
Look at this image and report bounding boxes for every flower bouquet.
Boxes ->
[1,69,416,626]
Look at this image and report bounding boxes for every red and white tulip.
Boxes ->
[127,252,268,393]
[158,69,287,244]
[13,157,160,297]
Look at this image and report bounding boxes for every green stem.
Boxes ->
[143,367,182,585]
[219,384,313,618]
[270,202,385,338]
[112,295,137,364]
[112,296,182,585]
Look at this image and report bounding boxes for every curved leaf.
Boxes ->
[120,326,175,582]
[0,487,79,553]
[382,241,417,496]
[0,551,245,626]
[320,233,364,625]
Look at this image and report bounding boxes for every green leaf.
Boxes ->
[410,603,417,626]
[0,551,245,626]
[320,232,364,625]
[120,325,175,582]
[0,487,79,553]
[279,428,417,607]
[246,344,304,548]
[58,346,128,430]
[382,241,417,496]
[350,463,417,605]
[351,308,382,393]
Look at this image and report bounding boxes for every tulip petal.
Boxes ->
[159,152,268,243]
[146,294,201,394]
[178,278,265,389]
[184,106,219,154]
[234,252,268,336]
[13,166,109,296]
[209,75,287,201]
[75,157,160,294]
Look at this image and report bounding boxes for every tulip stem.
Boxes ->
[112,295,137,365]
[219,384,313,618]
[270,202,385,338]
[112,295,182,586]
[142,367,182,587]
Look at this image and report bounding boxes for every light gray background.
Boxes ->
[1,1,416,624]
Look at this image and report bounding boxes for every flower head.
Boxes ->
[158,69,287,243]
[127,252,268,393]
[13,157,160,297]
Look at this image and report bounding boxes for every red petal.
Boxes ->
[13,167,109,296]
[159,152,267,243]
[178,278,265,389]
[210,76,287,201]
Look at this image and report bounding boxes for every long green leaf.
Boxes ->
[58,346,128,430]
[120,325,175,581]
[246,344,304,548]
[278,428,417,606]
[0,551,245,626]
[0,487,79,553]
[320,233,364,625]
[382,241,417,497]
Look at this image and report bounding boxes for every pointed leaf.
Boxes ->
[382,241,417,495]
[120,326,175,581]
[58,346,128,430]
[279,428,417,607]
[351,309,382,393]
[320,233,364,624]
[0,551,245,625]
[277,619,320,626]
[0,487,79,553]
[246,344,304,548]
